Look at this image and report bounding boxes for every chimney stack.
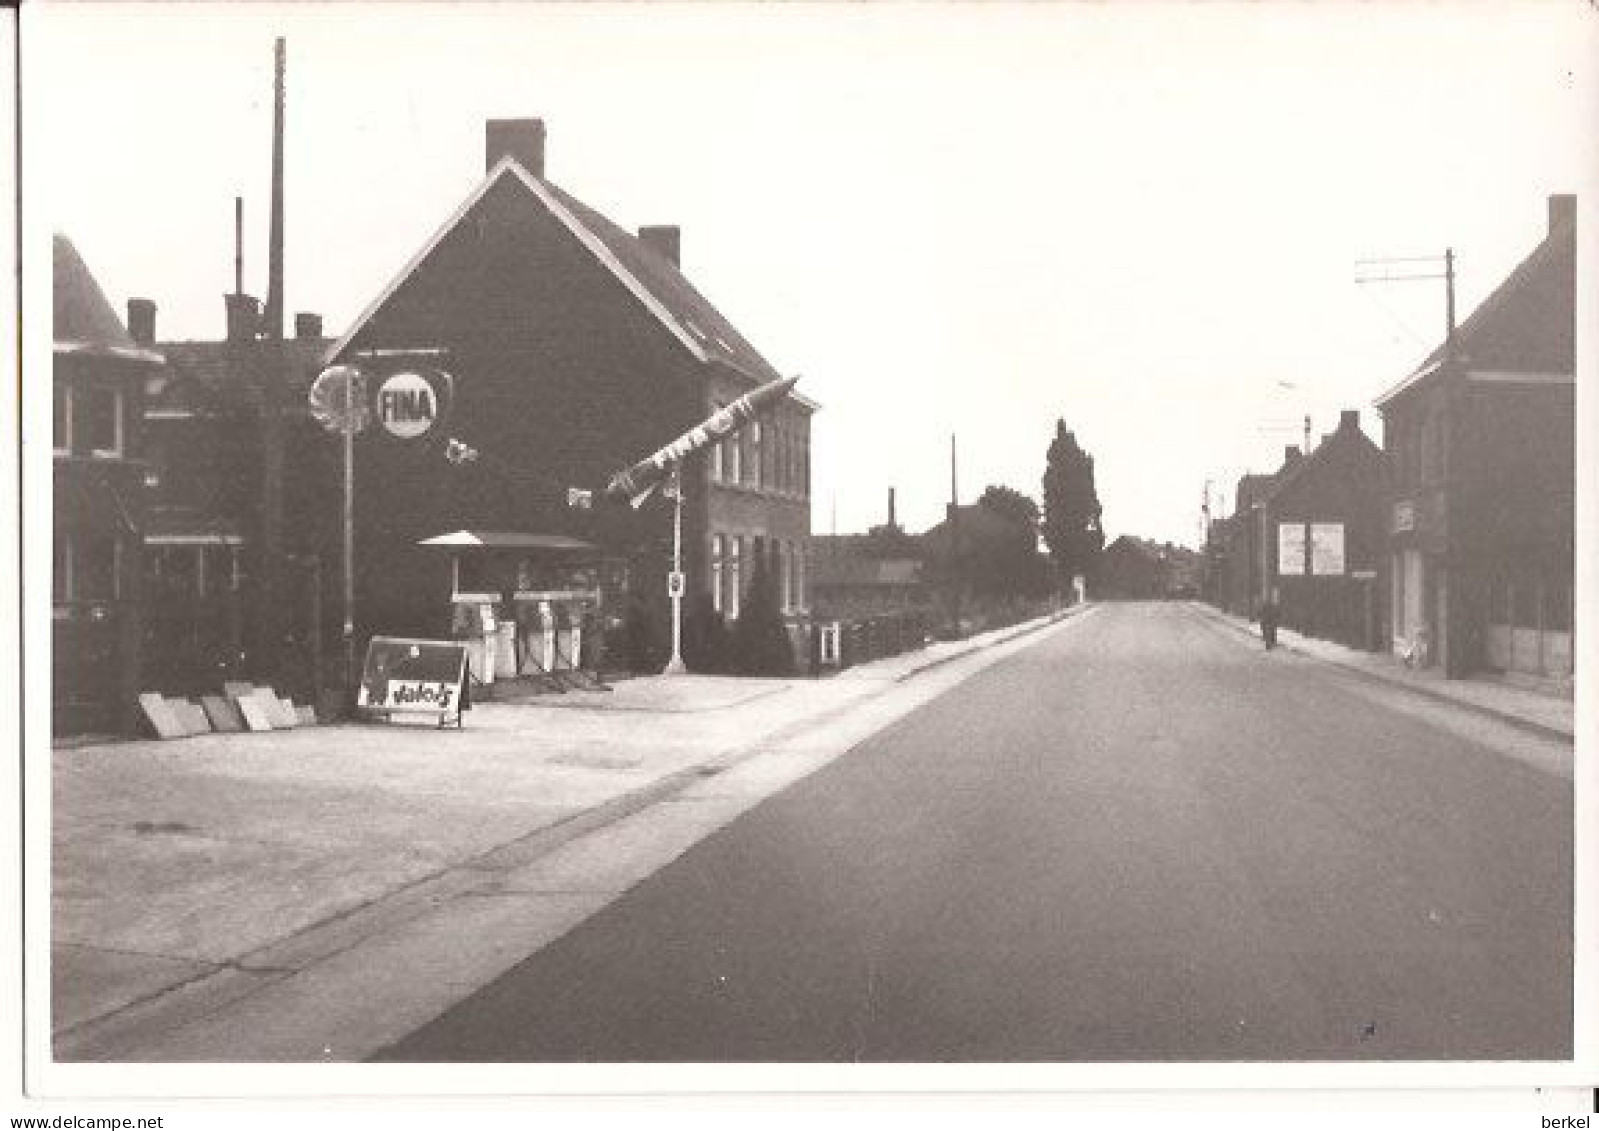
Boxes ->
[225,293,261,343]
[1548,193,1576,235]
[294,312,323,340]
[486,118,546,178]
[888,487,897,530]
[127,298,156,347]
[638,225,681,268]
[1339,409,1360,432]
[1283,445,1302,466]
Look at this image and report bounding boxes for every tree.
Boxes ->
[729,551,796,676]
[1041,420,1103,587]
[977,484,1041,529]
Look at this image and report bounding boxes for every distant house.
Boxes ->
[53,235,163,734]
[811,532,928,620]
[1209,450,1301,620]
[1099,537,1203,601]
[1376,195,1576,680]
[323,119,816,668]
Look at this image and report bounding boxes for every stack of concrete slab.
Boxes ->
[135,685,318,740]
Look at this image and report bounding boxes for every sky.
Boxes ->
[30,1,1597,547]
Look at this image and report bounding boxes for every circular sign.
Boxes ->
[377,372,439,439]
[308,366,370,435]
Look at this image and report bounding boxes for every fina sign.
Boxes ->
[377,371,439,439]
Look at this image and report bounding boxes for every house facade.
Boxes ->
[1377,195,1576,680]
[52,235,163,734]
[140,306,335,702]
[324,119,815,669]
[1259,410,1388,650]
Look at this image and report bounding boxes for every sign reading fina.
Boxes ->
[377,371,440,439]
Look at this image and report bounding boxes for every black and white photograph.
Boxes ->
[13,0,1598,1116]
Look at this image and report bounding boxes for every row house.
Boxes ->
[1209,409,1388,652]
[52,235,163,734]
[1377,195,1576,680]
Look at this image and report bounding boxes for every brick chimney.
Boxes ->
[225,293,261,343]
[1339,409,1360,433]
[126,298,156,347]
[294,312,323,340]
[1282,445,1302,466]
[1548,193,1575,235]
[638,225,681,268]
[486,118,546,178]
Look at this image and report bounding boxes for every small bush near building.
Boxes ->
[730,554,796,676]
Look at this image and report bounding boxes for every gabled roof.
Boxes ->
[1262,416,1382,504]
[1377,210,1575,407]
[54,234,162,364]
[329,157,809,404]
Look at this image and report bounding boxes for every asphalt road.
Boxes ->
[375,602,1572,1062]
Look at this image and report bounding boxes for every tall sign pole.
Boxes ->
[343,378,358,697]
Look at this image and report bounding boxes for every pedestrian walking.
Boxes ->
[1259,593,1280,651]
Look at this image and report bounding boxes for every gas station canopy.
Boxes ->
[418,531,598,552]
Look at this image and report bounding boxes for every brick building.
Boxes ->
[52,235,163,734]
[323,119,816,666]
[1259,411,1387,649]
[1377,195,1576,680]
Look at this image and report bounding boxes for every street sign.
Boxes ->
[667,570,685,597]
[308,366,369,435]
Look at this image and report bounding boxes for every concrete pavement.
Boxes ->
[1192,602,1574,743]
[51,605,1090,1061]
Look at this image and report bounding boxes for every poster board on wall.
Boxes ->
[1276,523,1306,576]
[1310,522,1346,576]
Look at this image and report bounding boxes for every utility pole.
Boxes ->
[948,433,962,635]
[260,37,290,692]
[1355,244,1461,675]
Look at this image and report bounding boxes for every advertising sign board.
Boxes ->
[357,636,468,726]
[1310,523,1346,576]
[376,372,439,439]
[1277,523,1306,576]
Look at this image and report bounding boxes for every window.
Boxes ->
[148,544,198,601]
[727,423,742,484]
[80,386,123,457]
[728,536,742,621]
[711,534,725,614]
[74,533,119,600]
[794,546,806,611]
[54,388,71,455]
[749,421,763,489]
[779,541,791,613]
